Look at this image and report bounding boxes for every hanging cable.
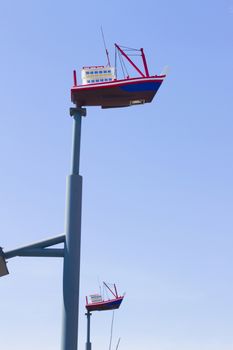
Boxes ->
[127,53,142,57]
[115,338,121,350]
[118,45,140,51]
[121,55,129,78]
[109,311,115,350]
[117,49,130,78]
[118,50,125,79]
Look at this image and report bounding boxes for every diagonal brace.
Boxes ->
[4,234,65,259]
[11,248,64,258]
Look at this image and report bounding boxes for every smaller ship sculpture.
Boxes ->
[86,282,124,312]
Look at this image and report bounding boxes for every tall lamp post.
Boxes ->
[0,106,86,350]
[62,106,86,350]
[0,41,166,350]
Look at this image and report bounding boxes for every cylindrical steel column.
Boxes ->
[62,107,86,350]
[85,311,92,350]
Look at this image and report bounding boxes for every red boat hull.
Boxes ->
[71,76,165,108]
[86,296,124,312]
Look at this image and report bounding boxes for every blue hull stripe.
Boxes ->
[120,81,162,92]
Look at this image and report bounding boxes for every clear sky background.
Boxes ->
[0,1,233,350]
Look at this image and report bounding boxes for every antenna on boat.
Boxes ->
[101,26,111,66]
[114,44,150,78]
[98,277,102,297]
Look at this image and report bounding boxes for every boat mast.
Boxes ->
[115,43,146,77]
[114,284,118,298]
[140,48,150,77]
[104,282,118,298]
[101,26,111,66]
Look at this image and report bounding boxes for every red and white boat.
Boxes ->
[71,43,166,109]
[86,282,124,312]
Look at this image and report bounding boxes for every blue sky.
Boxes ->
[0,1,233,349]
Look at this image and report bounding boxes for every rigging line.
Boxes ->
[118,50,125,79]
[109,311,115,350]
[101,26,111,66]
[119,45,140,51]
[117,51,124,76]
[121,54,129,78]
[120,54,128,78]
[122,49,141,52]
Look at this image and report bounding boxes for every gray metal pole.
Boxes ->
[85,311,92,350]
[62,107,86,350]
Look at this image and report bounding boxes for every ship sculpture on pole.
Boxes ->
[85,283,124,350]
[0,35,166,350]
[86,282,124,312]
[71,43,167,109]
